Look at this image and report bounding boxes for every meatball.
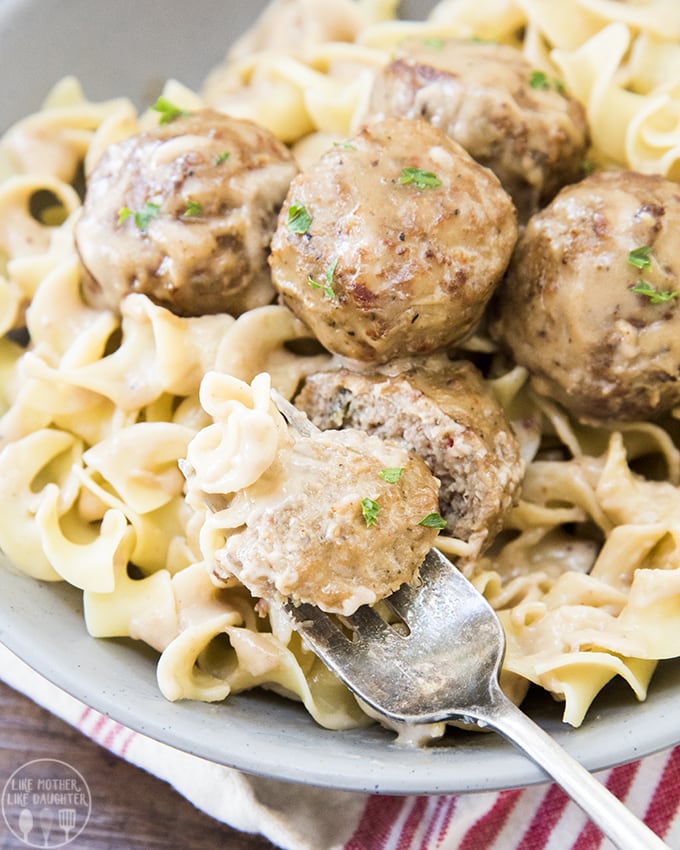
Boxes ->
[269,117,517,364]
[490,170,680,422]
[295,359,523,557]
[75,109,298,317]
[211,428,441,615]
[224,0,366,62]
[365,39,589,221]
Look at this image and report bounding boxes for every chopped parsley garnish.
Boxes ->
[215,151,231,165]
[333,140,357,150]
[308,258,338,299]
[287,202,312,235]
[630,279,678,304]
[627,246,675,303]
[399,167,442,189]
[529,70,566,94]
[627,245,652,270]
[134,202,161,229]
[423,37,445,48]
[183,200,203,217]
[418,512,447,530]
[379,467,404,483]
[361,498,380,528]
[151,96,189,125]
[117,202,160,231]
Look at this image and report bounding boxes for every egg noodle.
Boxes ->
[1,0,680,733]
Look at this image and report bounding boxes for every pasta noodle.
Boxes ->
[1,0,680,737]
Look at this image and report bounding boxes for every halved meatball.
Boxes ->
[365,39,589,221]
[490,170,680,422]
[295,359,523,557]
[269,116,517,364]
[75,109,298,317]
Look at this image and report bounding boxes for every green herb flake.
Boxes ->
[118,202,160,231]
[183,200,203,217]
[151,96,189,125]
[215,151,231,165]
[308,258,338,299]
[287,202,312,235]
[117,207,133,225]
[628,245,652,271]
[134,202,161,230]
[423,37,445,48]
[418,512,447,530]
[379,467,404,483]
[529,69,549,89]
[630,279,678,305]
[361,498,380,528]
[529,69,566,94]
[333,140,357,150]
[399,167,442,190]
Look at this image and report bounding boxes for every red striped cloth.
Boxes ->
[76,697,680,850]
[2,645,678,850]
[344,750,680,849]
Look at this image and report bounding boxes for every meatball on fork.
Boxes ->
[296,360,523,561]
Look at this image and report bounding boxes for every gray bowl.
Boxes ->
[0,0,678,795]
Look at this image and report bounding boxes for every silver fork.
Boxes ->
[284,548,669,850]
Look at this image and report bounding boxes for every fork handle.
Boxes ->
[481,693,669,850]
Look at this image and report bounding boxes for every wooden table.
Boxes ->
[0,680,278,849]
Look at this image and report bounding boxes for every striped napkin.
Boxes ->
[1,643,677,850]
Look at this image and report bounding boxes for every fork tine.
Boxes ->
[284,601,363,665]
[271,389,320,436]
[284,601,376,683]
[285,601,346,645]
[384,581,419,622]
[342,605,395,642]
[385,549,456,625]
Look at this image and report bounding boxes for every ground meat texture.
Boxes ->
[213,429,441,615]
[365,39,589,222]
[269,117,517,364]
[75,110,298,317]
[295,360,523,557]
[490,170,680,422]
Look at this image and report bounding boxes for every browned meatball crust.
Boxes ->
[366,39,589,221]
[295,360,523,557]
[490,170,680,422]
[268,117,517,364]
[75,109,298,317]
